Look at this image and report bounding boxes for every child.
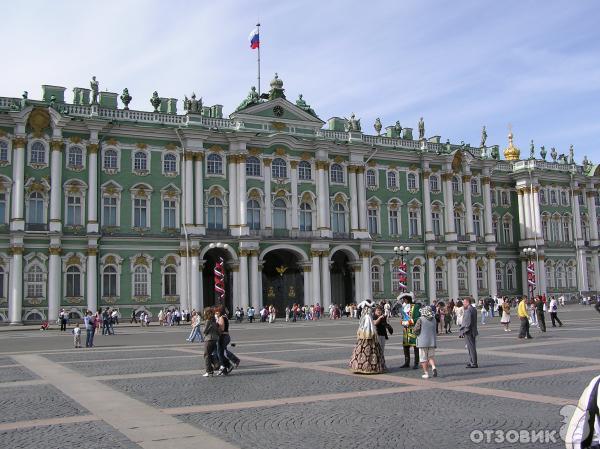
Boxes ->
[72,324,82,348]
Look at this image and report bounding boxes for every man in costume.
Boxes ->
[399,292,420,369]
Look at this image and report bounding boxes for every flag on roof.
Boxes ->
[249,28,259,49]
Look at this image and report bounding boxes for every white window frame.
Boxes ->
[162,151,179,176]
[429,175,440,192]
[130,254,153,299]
[130,184,153,230]
[386,170,398,190]
[246,156,261,178]
[66,144,86,171]
[132,149,150,175]
[0,138,12,165]
[26,190,48,225]
[102,146,121,174]
[388,205,400,236]
[408,204,422,237]
[371,264,383,293]
[366,169,378,189]
[470,178,480,195]
[411,264,423,292]
[64,263,84,298]
[163,265,178,297]
[298,161,312,181]
[407,172,418,191]
[28,139,48,168]
[331,202,347,234]
[101,182,122,228]
[272,158,288,180]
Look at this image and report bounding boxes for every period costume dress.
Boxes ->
[349,300,385,374]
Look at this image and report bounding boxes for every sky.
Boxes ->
[4,0,600,162]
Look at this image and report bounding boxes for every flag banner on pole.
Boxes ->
[249,28,260,49]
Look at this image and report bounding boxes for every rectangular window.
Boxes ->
[388,209,399,235]
[66,196,82,226]
[163,199,176,229]
[476,268,484,289]
[432,212,441,236]
[503,222,512,243]
[368,209,378,234]
[496,268,503,292]
[103,197,117,226]
[0,193,6,225]
[134,198,147,228]
[409,210,419,237]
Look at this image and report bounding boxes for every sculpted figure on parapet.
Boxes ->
[90,76,99,104]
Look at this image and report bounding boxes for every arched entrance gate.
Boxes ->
[261,249,304,316]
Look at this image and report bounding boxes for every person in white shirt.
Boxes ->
[564,375,600,448]
[72,324,82,348]
[549,296,563,327]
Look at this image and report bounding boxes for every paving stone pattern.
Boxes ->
[105,366,401,409]
[0,384,89,424]
[0,365,39,383]
[0,420,141,449]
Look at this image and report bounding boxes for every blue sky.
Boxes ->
[4,0,600,162]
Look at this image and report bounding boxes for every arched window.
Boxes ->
[387,171,397,189]
[133,266,148,297]
[102,266,118,297]
[66,266,81,297]
[163,153,177,174]
[207,154,223,175]
[471,178,479,195]
[133,151,147,171]
[246,156,261,177]
[457,265,467,291]
[67,146,83,168]
[503,220,512,243]
[30,141,46,164]
[247,199,261,230]
[28,192,45,224]
[331,203,346,233]
[429,175,439,192]
[452,176,460,194]
[26,265,44,298]
[567,265,576,288]
[0,140,8,162]
[299,202,312,231]
[388,206,399,235]
[546,265,554,289]
[407,173,417,190]
[273,198,287,229]
[330,164,344,183]
[506,266,515,290]
[207,197,223,229]
[371,265,382,293]
[272,158,287,179]
[435,266,444,291]
[560,191,568,206]
[164,266,177,296]
[298,161,311,180]
[542,215,550,240]
[103,195,118,227]
[366,169,377,187]
[550,190,557,205]
[411,266,423,292]
[492,217,500,242]
[104,149,118,170]
[556,265,565,288]
[539,188,547,205]
[133,197,148,228]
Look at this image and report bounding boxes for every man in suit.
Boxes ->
[460,297,478,368]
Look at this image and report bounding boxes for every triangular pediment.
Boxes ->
[230,97,325,129]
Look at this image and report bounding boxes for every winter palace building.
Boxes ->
[0,75,599,323]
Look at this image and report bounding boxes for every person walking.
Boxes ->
[216,306,240,375]
[500,300,511,332]
[535,296,546,332]
[454,300,464,337]
[187,311,204,343]
[84,311,95,348]
[481,299,489,325]
[247,306,255,323]
[460,298,478,368]
[518,296,533,339]
[130,309,138,324]
[373,305,390,356]
[415,306,438,379]
[59,309,68,331]
[549,296,563,327]
[202,308,220,377]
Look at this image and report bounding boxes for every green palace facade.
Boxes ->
[0,75,599,323]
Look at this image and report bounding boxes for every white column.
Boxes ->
[448,255,458,300]
[48,247,61,322]
[49,141,63,232]
[316,161,326,229]
[427,254,436,304]
[357,167,367,231]
[463,175,474,239]
[467,254,477,300]
[239,250,249,309]
[257,263,264,308]
[264,159,272,229]
[190,250,200,312]
[442,173,456,240]
[311,251,320,303]
[249,251,260,310]
[87,143,98,232]
[323,164,331,229]
[353,265,362,303]
[523,190,532,239]
[587,191,599,243]
[517,190,526,240]
[303,266,311,305]
[573,189,583,241]
[482,175,494,242]
[197,260,205,311]
[577,249,589,292]
[321,252,331,309]
[488,255,498,298]
[179,251,189,311]
[232,266,240,308]
[184,154,194,225]
[592,252,600,292]
[228,155,237,227]
[290,161,299,230]
[194,153,205,227]
[238,155,247,232]
[537,256,546,295]
[348,166,359,231]
[11,138,26,230]
[532,186,542,239]
[361,251,371,300]
[9,245,23,324]
[423,172,434,240]
[86,248,98,313]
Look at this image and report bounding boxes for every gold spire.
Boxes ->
[504,127,520,161]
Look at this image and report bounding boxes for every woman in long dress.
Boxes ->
[349,300,386,374]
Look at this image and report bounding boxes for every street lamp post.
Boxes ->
[523,247,537,301]
[394,245,410,293]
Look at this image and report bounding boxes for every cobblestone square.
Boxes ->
[0,306,598,449]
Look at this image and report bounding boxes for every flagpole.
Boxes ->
[256,22,261,96]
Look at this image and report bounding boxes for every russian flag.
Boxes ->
[249,28,259,49]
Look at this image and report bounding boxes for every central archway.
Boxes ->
[262,249,303,316]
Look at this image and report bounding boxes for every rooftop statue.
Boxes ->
[236,86,261,111]
[374,118,382,135]
[418,117,425,139]
[295,94,317,117]
[583,155,592,172]
[530,140,535,159]
[150,91,161,112]
[90,76,99,104]
[480,125,487,148]
[184,93,202,113]
[344,113,361,132]
[551,147,557,162]
[120,88,132,110]
[569,144,574,164]
[21,91,28,109]
[394,121,402,135]
[540,145,547,161]
[491,145,500,160]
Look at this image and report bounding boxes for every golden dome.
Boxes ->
[504,131,520,161]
